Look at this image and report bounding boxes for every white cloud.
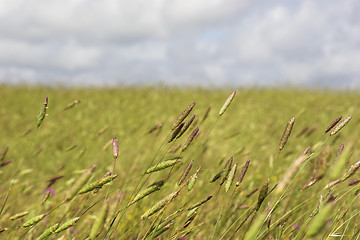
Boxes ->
[0,38,101,71]
[226,0,360,86]
[0,0,359,89]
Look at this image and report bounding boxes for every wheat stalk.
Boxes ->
[279,117,295,151]
[225,162,238,192]
[0,160,12,168]
[22,214,46,228]
[9,211,29,221]
[66,165,96,201]
[36,223,59,240]
[306,204,333,237]
[330,115,352,136]
[201,105,212,122]
[64,100,81,110]
[256,179,269,211]
[187,196,213,211]
[236,159,251,187]
[324,116,342,134]
[181,127,199,152]
[210,170,223,183]
[276,147,310,194]
[172,102,196,130]
[148,123,163,134]
[177,160,194,186]
[176,114,196,139]
[112,137,119,159]
[36,96,48,128]
[129,180,164,206]
[219,91,236,116]
[187,168,200,192]
[144,218,174,239]
[152,222,174,238]
[89,201,109,239]
[169,123,185,143]
[340,160,360,182]
[220,156,233,186]
[145,159,181,174]
[324,179,341,190]
[55,217,80,233]
[140,192,178,221]
[78,174,118,195]
[0,146,8,161]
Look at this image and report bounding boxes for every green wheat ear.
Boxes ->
[140,192,178,221]
[55,217,81,233]
[172,102,196,130]
[36,223,59,240]
[279,117,295,151]
[225,162,238,192]
[330,115,352,136]
[66,165,96,201]
[9,211,29,221]
[129,180,164,206]
[90,201,109,239]
[256,179,269,211]
[145,158,181,174]
[219,91,236,116]
[22,214,46,228]
[78,174,118,195]
[187,168,200,192]
[36,96,48,128]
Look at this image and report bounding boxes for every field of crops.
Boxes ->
[0,85,360,239]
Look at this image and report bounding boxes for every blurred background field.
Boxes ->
[1,85,360,239]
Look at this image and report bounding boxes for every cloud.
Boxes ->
[228,0,360,87]
[0,0,359,89]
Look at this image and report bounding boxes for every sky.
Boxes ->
[0,0,359,89]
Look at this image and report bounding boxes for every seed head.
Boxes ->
[129,180,164,206]
[178,160,194,186]
[187,168,200,192]
[36,96,48,128]
[55,217,80,233]
[236,159,251,187]
[225,162,238,192]
[112,137,119,159]
[64,100,81,110]
[256,179,269,211]
[330,115,352,136]
[9,211,29,221]
[279,117,295,151]
[23,214,46,227]
[182,127,199,152]
[169,123,185,143]
[172,102,196,130]
[219,91,236,116]
[36,223,59,240]
[145,158,181,174]
[176,114,196,139]
[324,116,342,134]
[341,160,360,182]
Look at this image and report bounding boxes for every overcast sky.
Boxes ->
[0,0,359,89]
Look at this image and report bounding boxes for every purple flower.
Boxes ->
[44,187,55,196]
[293,223,301,231]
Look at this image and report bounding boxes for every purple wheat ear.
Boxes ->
[112,137,119,160]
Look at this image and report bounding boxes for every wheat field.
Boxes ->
[0,85,359,239]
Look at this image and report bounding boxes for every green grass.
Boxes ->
[0,85,360,239]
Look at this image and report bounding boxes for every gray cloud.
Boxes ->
[0,0,359,89]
